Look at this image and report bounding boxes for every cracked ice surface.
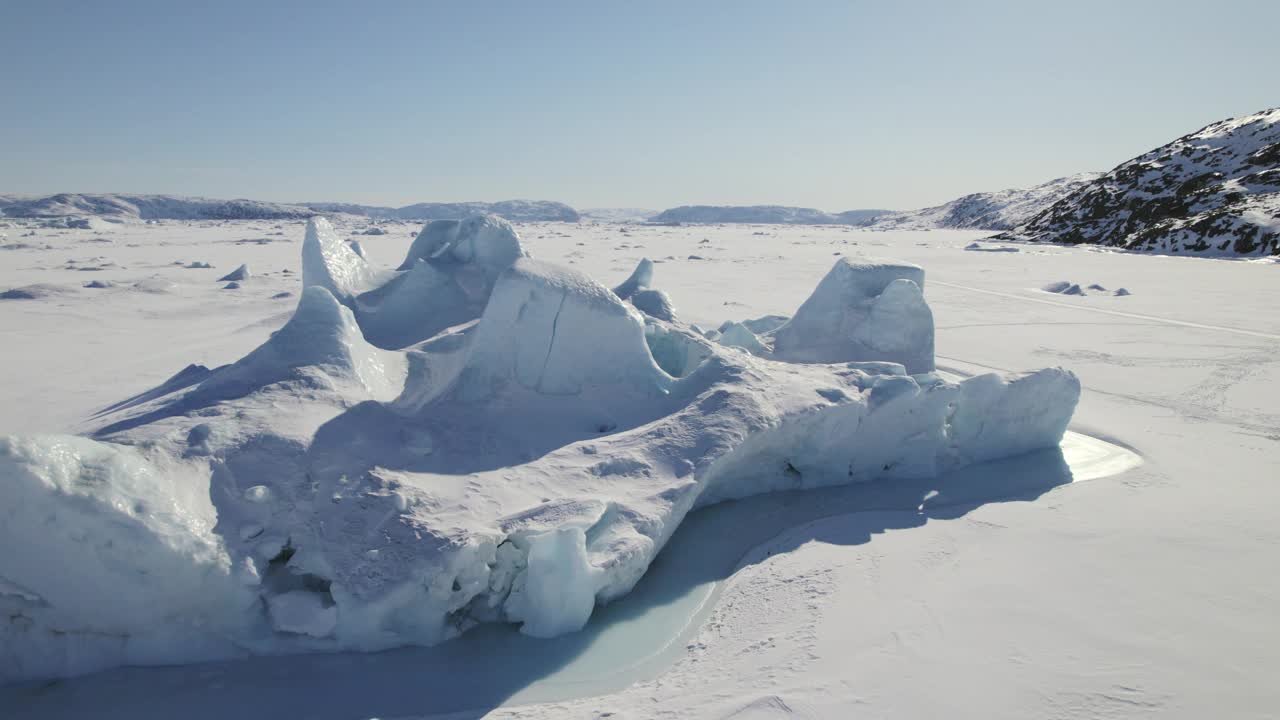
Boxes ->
[0,216,1080,682]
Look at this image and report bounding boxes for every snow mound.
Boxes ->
[1042,281,1085,295]
[770,259,935,373]
[0,223,1083,682]
[197,286,406,403]
[0,283,74,300]
[964,241,1020,252]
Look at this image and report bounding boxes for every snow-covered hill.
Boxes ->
[869,173,1102,231]
[996,108,1280,256]
[302,199,581,223]
[0,194,583,223]
[580,208,659,223]
[0,193,316,221]
[650,205,893,225]
[648,179,1098,231]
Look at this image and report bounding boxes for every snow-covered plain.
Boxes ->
[1,218,1278,719]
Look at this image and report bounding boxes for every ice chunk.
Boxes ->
[631,288,676,321]
[302,217,375,303]
[614,259,675,320]
[611,254,675,316]
[505,527,599,638]
[613,258,654,300]
[718,321,768,355]
[354,215,527,349]
[458,258,670,399]
[740,314,790,335]
[217,264,249,282]
[944,368,1081,466]
[399,215,524,276]
[0,435,252,678]
[771,259,935,373]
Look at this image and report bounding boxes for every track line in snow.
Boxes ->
[931,280,1280,341]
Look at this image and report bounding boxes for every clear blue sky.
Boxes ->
[2,0,1277,211]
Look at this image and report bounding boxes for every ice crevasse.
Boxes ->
[0,215,1080,681]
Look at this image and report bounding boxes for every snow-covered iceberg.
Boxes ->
[770,258,934,373]
[0,216,1080,683]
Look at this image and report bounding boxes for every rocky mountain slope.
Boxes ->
[869,174,1102,231]
[996,108,1280,256]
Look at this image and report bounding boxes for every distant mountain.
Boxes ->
[0,193,315,221]
[834,209,896,226]
[0,194,583,223]
[302,200,580,223]
[869,174,1102,231]
[580,208,658,222]
[647,186,1093,230]
[996,108,1280,256]
[650,205,893,225]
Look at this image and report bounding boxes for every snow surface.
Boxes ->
[0,217,1276,719]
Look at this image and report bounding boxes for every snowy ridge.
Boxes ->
[0,216,1081,682]
[868,173,1103,231]
[996,107,1280,255]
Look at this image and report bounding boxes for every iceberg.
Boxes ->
[0,216,1080,682]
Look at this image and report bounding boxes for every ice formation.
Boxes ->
[770,259,935,373]
[217,263,250,282]
[613,258,677,321]
[0,215,1081,683]
[352,215,527,348]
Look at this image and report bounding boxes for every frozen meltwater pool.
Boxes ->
[0,433,1141,720]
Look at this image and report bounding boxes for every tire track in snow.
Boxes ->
[931,280,1280,341]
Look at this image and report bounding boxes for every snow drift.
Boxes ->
[0,215,1081,683]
